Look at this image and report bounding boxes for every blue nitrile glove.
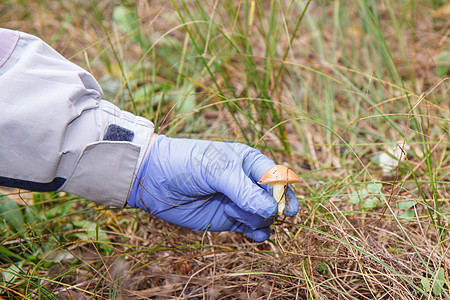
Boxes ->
[127,135,299,242]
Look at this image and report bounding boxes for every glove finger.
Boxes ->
[208,145,278,218]
[230,222,271,242]
[283,186,299,216]
[245,227,271,243]
[242,148,276,183]
[218,171,278,219]
[225,147,278,218]
[225,202,274,230]
[240,147,300,216]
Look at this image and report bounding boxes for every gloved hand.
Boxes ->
[127,135,299,242]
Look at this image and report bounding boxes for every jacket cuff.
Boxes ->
[61,141,141,208]
[59,101,154,207]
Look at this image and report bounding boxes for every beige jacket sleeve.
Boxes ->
[0,28,153,207]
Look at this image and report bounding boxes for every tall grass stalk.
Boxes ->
[0,0,448,298]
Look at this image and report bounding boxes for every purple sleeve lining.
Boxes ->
[0,28,20,68]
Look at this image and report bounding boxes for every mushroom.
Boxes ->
[258,165,300,216]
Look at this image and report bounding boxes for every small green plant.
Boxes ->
[0,0,448,298]
[0,192,112,297]
[421,267,448,298]
[349,181,382,210]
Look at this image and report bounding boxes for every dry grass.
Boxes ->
[0,0,449,299]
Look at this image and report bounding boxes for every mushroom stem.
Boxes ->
[273,184,286,216]
[258,165,300,217]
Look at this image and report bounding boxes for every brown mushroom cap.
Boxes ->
[258,165,300,185]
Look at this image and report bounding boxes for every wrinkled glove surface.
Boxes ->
[127,135,299,242]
